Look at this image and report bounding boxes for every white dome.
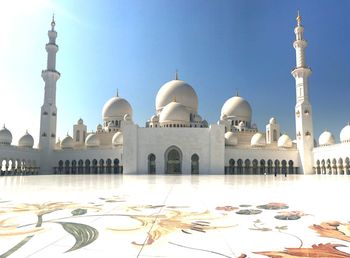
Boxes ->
[97,124,102,130]
[61,134,74,149]
[85,133,100,148]
[102,96,132,121]
[251,132,266,147]
[238,121,245,127]
[194,114,202,122]
[112,132,123,146]
[77,118,83,125]
[278,134,293,148]
[150,115,159,122]
[155,79,198,113]
[340,123,350,143]
[269,117,277,124]
[221,96,252,122]
[319,130,335,146]
[0,126,12,145]
[225,132,238,146]
[159,102,190,124]
[18,131,34,148]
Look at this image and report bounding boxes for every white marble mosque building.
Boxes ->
[0,14,349,176]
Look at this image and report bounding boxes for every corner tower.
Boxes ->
[39,16,60,151]
[291,11,314,174]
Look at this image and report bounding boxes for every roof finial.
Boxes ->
[2,124,5,129]
[236,89,239,96]
[175,69,179,80]
[51,13,56,30]
[173,96,177,102]
[296,9,301,26]
[116,88,119,97]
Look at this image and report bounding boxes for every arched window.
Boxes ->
[267,159,273,174]
[338,158,344,175]
[228,159,235,174]
[281,160,287,175]
[113,159,120,174]
[260,160,266,174]
[71,160,77,174]
[345,157,350,175]
[332,158,337,175]
[92,159,98,174]
[191,154,199,174]
[148,154,156,174]
[316,160,321,174]
[58,160,63,174]
[78,159,84,174]
[274,160,280,175]
[65,160,70,174]
[321,159,326,174]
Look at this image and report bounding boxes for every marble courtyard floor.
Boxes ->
[0,174,350,258]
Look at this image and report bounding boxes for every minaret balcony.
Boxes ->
[45,43,58,52]
[291,66,312,78]
[41,69,60,81]
[293,40,307,49]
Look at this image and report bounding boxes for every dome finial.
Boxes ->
[236,89,239,96]
[117,88,119,97]
[51,13,56,30]
[175,69,179,80]
[2,124,5,129]
[296,9,301,26]
[173,96,177,102]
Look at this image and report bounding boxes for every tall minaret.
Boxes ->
[291,11,314,174]
[39,15,60,151]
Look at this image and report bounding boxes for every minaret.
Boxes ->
[39,15,60,151]
[291,11,314,174]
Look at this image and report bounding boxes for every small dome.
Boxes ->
[61,134,74,149]
[150,115,159,122]
[238,121,245,127]
[194,114,202,122]
[319,130,335,146]
[269,117,277,124]
[85,133,100,148]
[124,114,131,121]
[112,132,123,146]
[102,96,132,121]
[251,123,258,129]
[97,124,102,130]
[156,79,198,113]
[225,132,238,146]
[18,131,34,148]
[251,132,266,147]
[0,125,12,145]
[340,123,350,143]
[278,134,293,148]
[159,102,190,124]
[77,118,83,125]
[221,96,252,122]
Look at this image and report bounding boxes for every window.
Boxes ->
[76,130,80,142]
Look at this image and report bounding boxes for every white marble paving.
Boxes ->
[0,175,350,257]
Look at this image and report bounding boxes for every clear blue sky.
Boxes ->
[1,0,350,145]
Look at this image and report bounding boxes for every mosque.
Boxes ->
[0,13,349,175]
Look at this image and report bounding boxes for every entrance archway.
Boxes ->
[165,146,182,174]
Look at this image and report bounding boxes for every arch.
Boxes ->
[274,160,280,175]
[244,159,251,174]
[326,159,331,174]
[71,160,77,174]
[228,159,235,174]
[164,146,182,174]
[78,159,84,174]
[345,157,350,175]
[332,158,337,175]
[281,160,287,175]
[92,159,98,174]
[237,159,243,174]
[316,160,321,174]
[99,159,105,174]
[64,160,70,174]
[106,159,112,174]
[252,159,258,174]
[338,158,344,175]
[260,159,266,174]
[267,159,273,174]
[85,159,91,174]
[57,160,63,174]
[148,154,156,174]
[113,159,120,174]
[191,154,199,174]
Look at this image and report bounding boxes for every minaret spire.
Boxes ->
[51,13,56,30]
[291,11,314,174]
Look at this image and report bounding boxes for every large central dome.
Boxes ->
[102,96,132,121]
[155,79,198,113]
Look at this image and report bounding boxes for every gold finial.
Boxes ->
[175,69,179,80]
[236,89,239,96]
[51,13,56,30]
[296,9,301,26]
[116,88,119,97]
[173,96,177,102]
